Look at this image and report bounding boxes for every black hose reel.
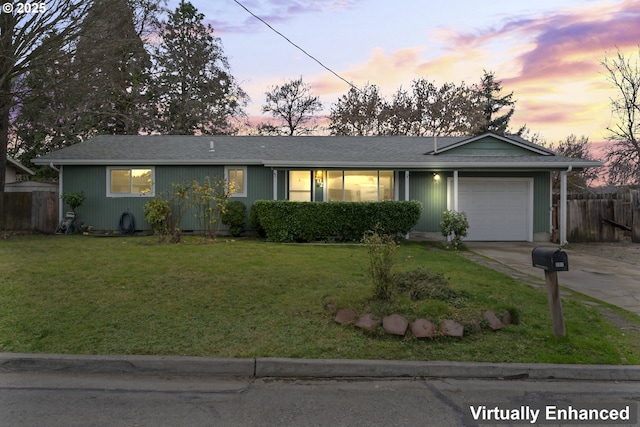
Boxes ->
[118,211,135,236]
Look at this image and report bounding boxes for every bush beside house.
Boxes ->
[251,200,422,242]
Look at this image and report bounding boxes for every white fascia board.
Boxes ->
[263,160,604,169]
[31,159,265,166]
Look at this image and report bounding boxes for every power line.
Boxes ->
[231,0,358,91]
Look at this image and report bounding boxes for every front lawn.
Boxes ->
[1,235,638,364]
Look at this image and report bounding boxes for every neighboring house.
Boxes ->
[5,158,34,184]
[4,158,57,193]
[32,132,603,242]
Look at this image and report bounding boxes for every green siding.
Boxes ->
[62,164,551,237]
[404,170,551,235]
[442,137,539,156]
[408,171,447,232]
[62,165,274,232]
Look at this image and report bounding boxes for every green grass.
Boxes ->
[1,235,638,364]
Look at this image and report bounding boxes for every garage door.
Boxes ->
[448,178,533,241]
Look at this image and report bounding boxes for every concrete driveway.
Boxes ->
[464,241,640,316]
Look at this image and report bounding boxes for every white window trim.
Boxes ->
[106,166,155,198]
[225,166,248,198]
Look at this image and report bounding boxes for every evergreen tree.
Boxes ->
[11,34,82,179]
[152,1,247,135]
[470,70,519,135]
[75,0,153,135]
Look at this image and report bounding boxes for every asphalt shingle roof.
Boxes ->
[32,134,603,170]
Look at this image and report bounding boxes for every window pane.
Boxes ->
[327,171,343,201]
[229,169,244,194]
[379,171,394,201]
[289,171,311,201]
[131,169,152,195]
[111,170,131,193]
[344,170,377,202]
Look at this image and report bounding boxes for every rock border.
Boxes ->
[334,309,512,339]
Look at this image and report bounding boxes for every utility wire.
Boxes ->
[231,0,359,91]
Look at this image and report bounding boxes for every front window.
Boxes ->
[288,171,311,201]
[327,170,394,202]
[107,167,154,197]
[225,166,247,197]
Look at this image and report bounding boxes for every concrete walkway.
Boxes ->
[464,242,640,316]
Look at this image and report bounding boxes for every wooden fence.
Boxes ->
[1,191,58,233]
[552,190,640,243]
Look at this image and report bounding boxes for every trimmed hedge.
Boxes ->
[250,200,422,242]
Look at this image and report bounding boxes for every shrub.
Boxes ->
[190,177,234,240]
[250,200,422,242]
[440,210,469,249]
[222,201,246,237]
[362,228,399,301]
[392,267,465,303]
[143,183,189,243]
[61,192,85,215]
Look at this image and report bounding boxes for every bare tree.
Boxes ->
[552,135,601,192]
[329,84,386,136]
[0,0,93,193]
[601,47,640,185]
[261,77,322,136]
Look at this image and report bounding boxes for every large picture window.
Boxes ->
[327,170,394,202]
[107,167,154,197]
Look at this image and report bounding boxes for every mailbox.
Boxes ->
[531,247,569,272]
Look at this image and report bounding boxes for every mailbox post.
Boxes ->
[532,247,569,337]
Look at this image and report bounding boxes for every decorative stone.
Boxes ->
[383,314,409,336]
[411,319,436,339]
[483,311,504,330]
[334,308,356,325]
[441,319,464,337]
[355,313,379,331]
[501,310,512,325]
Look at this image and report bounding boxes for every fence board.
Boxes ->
[554,191,633,242]
[1,191,58,233]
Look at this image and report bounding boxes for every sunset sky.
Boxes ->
[170,0,640,154]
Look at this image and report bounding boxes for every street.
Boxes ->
[1,372,638,426]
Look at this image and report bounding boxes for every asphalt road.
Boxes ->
[2,372,638,427]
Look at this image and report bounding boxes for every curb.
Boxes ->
[2,353,640,381]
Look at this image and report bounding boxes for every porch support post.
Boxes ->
[58,165,64,220]
[404,171,410,201]
[453,170,459,212]
[559,166,571,245]
[273,169,278,200]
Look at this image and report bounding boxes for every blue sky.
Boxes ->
[167,0,640,149]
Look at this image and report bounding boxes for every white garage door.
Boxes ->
[448,178,533,241]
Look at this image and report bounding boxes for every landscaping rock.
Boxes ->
[355,313,379,331]
[411,319,436,339]
[441,319,464,337]
[483,311,504,330]
[383,314,409,336]
[334,308,356,324]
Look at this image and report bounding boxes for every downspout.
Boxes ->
[272,169,278,200]
[559,165,572,246]
[49,163,63,221]
[453,170,459,212]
